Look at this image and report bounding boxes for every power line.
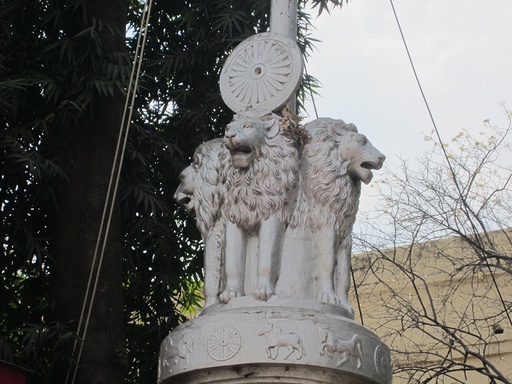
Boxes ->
[389,0,511,327]
[65,1,154,383]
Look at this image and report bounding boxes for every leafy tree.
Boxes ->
[0,0,344,383]
[354,110,512,383]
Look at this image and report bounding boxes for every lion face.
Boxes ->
[341,131,385,184]
[224,113,280,169]
[174,161,197,212]
[173,144,208,212]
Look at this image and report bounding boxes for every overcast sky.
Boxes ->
[302,0,512,217]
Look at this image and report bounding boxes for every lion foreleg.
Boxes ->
[312,226,339,305]
[220,221,246,303]
[203,221,224,308]
[252,216,284,300]
[336,236,355,317]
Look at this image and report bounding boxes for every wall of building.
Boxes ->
[350,229,512,383]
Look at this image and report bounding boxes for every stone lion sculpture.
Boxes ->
[290,118,385,315]
[220,110,299,303]
[174,138,227,308]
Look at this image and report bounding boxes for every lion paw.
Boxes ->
[219,286,243,304]
[339,300,355,318]
[318,290,340,305]
[204,296,220,308]
[252,279,275,300]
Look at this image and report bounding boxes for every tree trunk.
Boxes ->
[47,1,127,383]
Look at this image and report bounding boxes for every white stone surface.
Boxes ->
[158,297,392,384]
[270,0,298,39]
[167,1,391,381]
[219,33,304,113]
[169,113,389,383]
[174,115,385,312]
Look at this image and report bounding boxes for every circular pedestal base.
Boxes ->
[173,364,382,384]
[158,297,391,384]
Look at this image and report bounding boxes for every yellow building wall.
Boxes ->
[351,229,512,383]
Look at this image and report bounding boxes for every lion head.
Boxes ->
[291,118,385,238]
[338,127,385,185]
[223,110,299,232]
[224,110,282,169]
[173,138,226,238]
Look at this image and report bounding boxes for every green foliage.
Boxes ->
[1,0,344,383]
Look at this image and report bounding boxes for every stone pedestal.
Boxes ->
[158,297,391,384]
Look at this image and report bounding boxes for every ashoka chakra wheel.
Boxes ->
[220,32,304,113]
[207,326,241,361]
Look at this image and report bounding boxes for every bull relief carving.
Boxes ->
[257,322,306,360]
[174,110,385,313]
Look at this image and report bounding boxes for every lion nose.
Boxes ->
[225,129,235,139]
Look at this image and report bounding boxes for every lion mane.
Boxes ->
[291,118,361,246]
[174,138,228,307]
[191,139,227,238]
[223,112,299,233]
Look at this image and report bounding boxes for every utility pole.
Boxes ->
[270,0,297,40]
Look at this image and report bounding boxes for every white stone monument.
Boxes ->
[160,2,391,383]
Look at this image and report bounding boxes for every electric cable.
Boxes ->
[304,63,319,119]
[389,0,511,326]
[65,1,154,383]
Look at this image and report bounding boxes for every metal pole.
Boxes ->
[270,0,297,40]
[270,0,299,111]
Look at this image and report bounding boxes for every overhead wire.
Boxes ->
[65,1,154,383]
[304,63,319,119]
[389,0,511,326]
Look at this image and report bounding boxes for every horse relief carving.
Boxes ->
[319,328,363,369]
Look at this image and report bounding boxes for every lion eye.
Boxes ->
[357,135,368,145]
[243,123,253,129]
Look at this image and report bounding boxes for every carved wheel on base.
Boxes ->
[207,326,241,361]
[220,32,304,113]
[374,344,391,382]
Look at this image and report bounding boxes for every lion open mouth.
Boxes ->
[175,194,193,211]
[361,159,384,171]
[231,147,252,154]
[351,157,385,184]
[226,142,254,168]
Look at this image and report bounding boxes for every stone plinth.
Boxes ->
[158,297,391,384]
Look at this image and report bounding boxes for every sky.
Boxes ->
[301,0,512,217]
